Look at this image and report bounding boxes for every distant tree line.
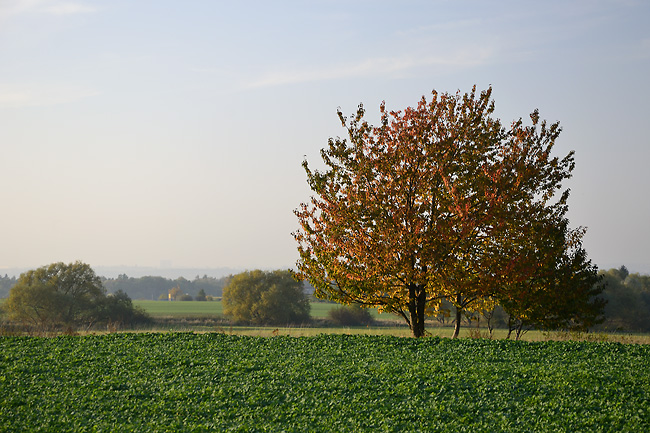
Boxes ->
[597,266,650,332]
[101,274,230,300]
[0,274,17,298]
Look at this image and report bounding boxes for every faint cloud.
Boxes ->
[0,0,96,18]
[396,19,484,37]
[245,48,494,89]
[41,2,96,15]
[190,66,230,75]
[0,83,100,108]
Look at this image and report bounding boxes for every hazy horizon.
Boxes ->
[2,1,649,274]
[1,261,647,281]
[0,264,255,280]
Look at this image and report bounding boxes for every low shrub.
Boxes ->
[328,304,373,326]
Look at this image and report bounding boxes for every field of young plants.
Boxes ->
[1,333,649,432]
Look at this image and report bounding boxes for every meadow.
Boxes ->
[133,300,381,320]
[1,333,649,432]
[135,300,227,317]
[132,300,416,337]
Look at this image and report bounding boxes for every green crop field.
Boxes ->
[133,300,383,320]
[1,334,649,432]
[134,300,225,317]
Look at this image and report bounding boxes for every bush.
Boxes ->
[100,290,151,327]
[328,304,373,326]
[223,270,310,325]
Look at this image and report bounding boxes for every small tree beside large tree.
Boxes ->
[294,85,604,338]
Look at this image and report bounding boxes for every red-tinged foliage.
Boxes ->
[294,86,600,338]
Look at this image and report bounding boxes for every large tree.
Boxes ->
[294,86,588,338]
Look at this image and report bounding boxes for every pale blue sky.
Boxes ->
[1,0,649,273]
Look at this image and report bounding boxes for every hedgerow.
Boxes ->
[1,333,648,432]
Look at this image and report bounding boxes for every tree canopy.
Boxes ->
[294,86,604,337]
[497,223,605,339]
[222,270,310,325]
[2,261,149,330]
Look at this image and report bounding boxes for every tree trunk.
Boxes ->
[451,293,465,339]
[506,316,514,339]
[515,322,525,341]
[408,284,426,338]
[452,306,462,339]
[485,308,495,339]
